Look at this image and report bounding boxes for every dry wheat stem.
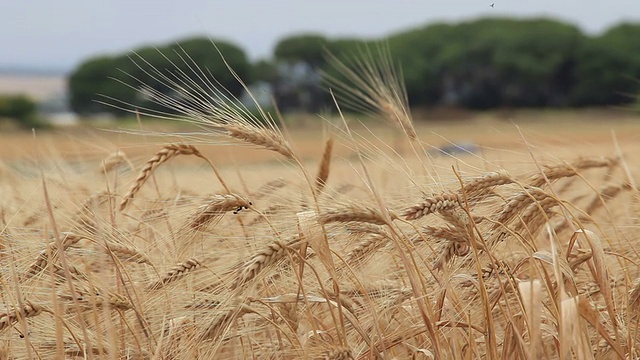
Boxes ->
[119,144,208,211]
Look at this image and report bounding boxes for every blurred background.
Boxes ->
[1,0,639,128]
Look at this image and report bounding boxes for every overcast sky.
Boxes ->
[2,0,639,72]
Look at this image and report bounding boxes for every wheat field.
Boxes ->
[1,49,640,359]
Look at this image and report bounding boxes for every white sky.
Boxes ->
[2,0,639,72]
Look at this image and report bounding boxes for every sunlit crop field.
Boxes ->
[1,88,640,359]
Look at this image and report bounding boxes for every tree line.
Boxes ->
[69,17,640,116]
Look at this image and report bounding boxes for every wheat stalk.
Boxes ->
[343,233,390,266]
[319,346,354,360]
[319,203,397,225]
[231,238,302,290]
[493,187,551,228]
[0,301,44,332]
[119,144,208,211]
[278,302,299,332]
[187,193,252,230]
[315,137,334,195]
[198,302,255,341]
[224,123,294,159]
[460,170,513,202]
[527,157,617,187]
[403,192,462,220]
[100,150,132,173]
[250,178,288,200]
[105,242,151,264]
[148,258,202,290]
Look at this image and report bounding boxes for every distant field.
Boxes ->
[0,73,66,101]
[0,109,638,164]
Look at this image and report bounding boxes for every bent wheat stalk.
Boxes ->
[148,258,202,290]
[120,144,212,211]
[224,123,294,159]
[319,203,398,225]
[403,192,461,220]
[0,301,45,332]
[187,193,252,230]
[231,238,302,290]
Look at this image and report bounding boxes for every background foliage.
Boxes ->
[68,18,640,116]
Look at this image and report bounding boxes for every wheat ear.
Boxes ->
[148,258,202,290]
[120,144,209,211]
[105,242,151,264]
[198,302,255,341]
[188,193,252,230]
[461,170,513,202]
[493,187,551,228]
[315,137,334,195]
[231,238,302,290]
[403,192,462,220]
[100,150,133,173]
[224,123,294,159]
[343,233,390,266]
[0,301,44,332]
[319,203,397,225]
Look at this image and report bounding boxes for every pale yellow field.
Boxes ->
[1,65,640,360]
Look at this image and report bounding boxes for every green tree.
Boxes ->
[274,34,329,67]
[0,95,42,128]
[250,59,278,84]
[387,18,585,109]
[272,34,332,112]
[69,56,130,115]
[387,23,456,106]
[69,37,250,116]
[571,23,640,106]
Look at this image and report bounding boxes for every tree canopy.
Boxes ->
[68,19,640,117]
[69,37,250,116]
